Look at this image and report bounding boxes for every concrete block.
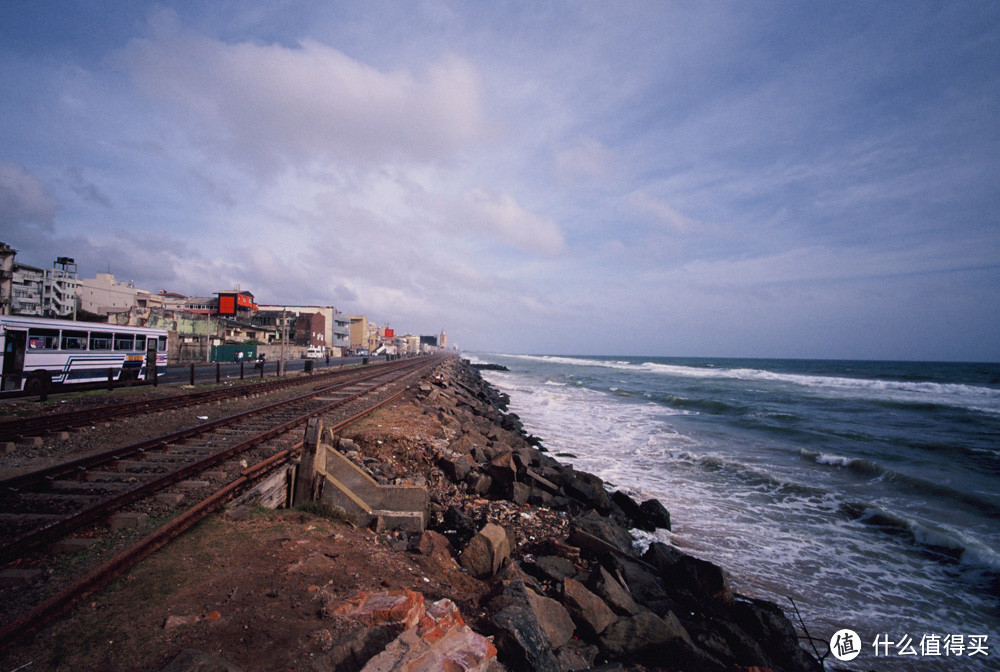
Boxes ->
[53,537,100,553]
[156,492,185,506]
[0,568,42,586]
[110,511,149,530]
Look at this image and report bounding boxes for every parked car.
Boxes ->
[303,346,324,359]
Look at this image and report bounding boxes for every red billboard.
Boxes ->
[384,328,395,338]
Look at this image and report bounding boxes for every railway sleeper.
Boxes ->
[6,491,95,511]
[0,511,63,527]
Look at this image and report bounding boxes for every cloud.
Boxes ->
[0,161,59,232]
[554,138,613,182]
[458,189,565,256]
[119,9,485,173]
[627,191,711,236]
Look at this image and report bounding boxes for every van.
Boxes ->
[303,346,324,359]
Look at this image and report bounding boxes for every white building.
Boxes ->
[77,272,142,316]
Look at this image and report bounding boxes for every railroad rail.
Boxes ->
[0,353,445,641]
[0,358,402,444]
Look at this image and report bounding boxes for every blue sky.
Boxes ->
[1,2,998,361]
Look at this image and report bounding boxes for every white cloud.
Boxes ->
[554,138,613,182]
[0,161,59,232]
[459,188,565,256]
[119,9,485,173]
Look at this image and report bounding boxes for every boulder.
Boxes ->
[524,587,576,649]
[610,490,647,530]
[604,555,676,617]
[485,452,518,488]
[562,577,618,637]
[563,471,611,514]
[731,597,824,672]
[511,481,531,505]
[643,542,732,605]
[568,511,635,555]
[438,452,474,483]
[525,555,578,584]
[459,523,511,578]
[588,565,640,616]
[488,581,563,672]
[360,598,498,672]
[331,589,425,631]
[410,530,454,560]
[599,610,723,670]
[638,498,672,530]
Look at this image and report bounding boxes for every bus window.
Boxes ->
[157,336,167,352]
[90,332,113,350]
[114,334,135,351]
[135,335,146,352]
[28,328,59,349]
[61,331,87,350]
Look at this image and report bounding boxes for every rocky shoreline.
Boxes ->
[406,358,824,672]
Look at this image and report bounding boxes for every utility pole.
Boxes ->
[279,307,287,376]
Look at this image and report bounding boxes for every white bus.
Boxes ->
[0,315,168,393]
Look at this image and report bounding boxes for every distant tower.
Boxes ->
[440,330,447,348]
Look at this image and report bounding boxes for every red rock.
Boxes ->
[333,589,426,630]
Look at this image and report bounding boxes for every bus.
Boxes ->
[0,315,168,394]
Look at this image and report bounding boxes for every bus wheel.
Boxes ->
[24,371,52,396]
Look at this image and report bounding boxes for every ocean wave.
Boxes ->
[490,353,1000,415]
[840,502,1000,574]
[800,449,1000,515]
[639,362,1000,413]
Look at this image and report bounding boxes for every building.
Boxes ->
[77,272,142,316]
[293,312,326,348]
[0,242,16,315]
[257,305,349,356]
[6,256,79,318]
[440,331,447,349]
[44,257,78,318]
[10,262,44,315]
[215,290,257,322]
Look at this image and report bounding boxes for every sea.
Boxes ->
[467,353,1000,672]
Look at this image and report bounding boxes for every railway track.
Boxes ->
[0,353,445,640]
[0,358,400,444]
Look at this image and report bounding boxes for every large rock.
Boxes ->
[486,452,518,488]
[643,542,732,605]
[360,598,498,672]
[489,581,563,672]
[331,589,426,630]
[563,471,612,514]
[525,555,577,584]
[459,523,511,578]
[588,565,640,616]
[599,610,723,670]
[438,452,474,483]
[604,554,676,617]
[524,587,576,649]
[568,511,635,555]
[610,490,647,529]
[562,577,618,637]
[638,498,672,531]
[731,597,824,672]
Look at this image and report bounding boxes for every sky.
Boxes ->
[1,1,998,361]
